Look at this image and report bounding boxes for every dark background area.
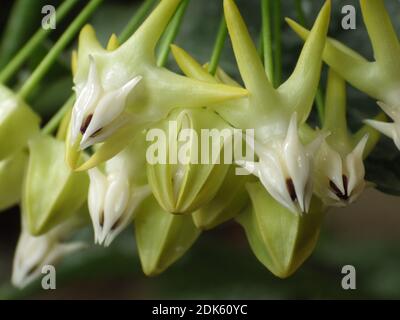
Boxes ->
[0,0,400,299]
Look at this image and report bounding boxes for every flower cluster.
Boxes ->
[0,0,393,287]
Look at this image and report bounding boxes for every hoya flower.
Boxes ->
[88,133,151,246]
[287,0,400,151]
[12,214,86,289]
[239,113,323,214]
[173,0,330,214]
[135,194,200,276]
[0,85,40,160]
[310,69,383,207]
[70,55,143,150]
[146,108,231,214]
[67,0,248,170]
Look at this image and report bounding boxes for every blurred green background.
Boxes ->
[1,0,400,299]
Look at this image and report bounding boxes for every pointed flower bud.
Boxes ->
[193,165,251,230]
[135,195,200,276]
[22,134,89,235]
[12,215,86,289]
[237,182,324,278]
[0,150,28,211]
[146,108,231,214]
[0,85,40,160]
[88,133,151,246]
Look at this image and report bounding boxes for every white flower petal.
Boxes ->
[103,185,151,247]
[71,55,102,144]
[346,134,368,196]
[88,168,107,244]
[11,223,84,289]
[365,119,400,150]
[80,76,142,149]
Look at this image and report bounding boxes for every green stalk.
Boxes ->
[0,0,45,68]
[42,95,75,135]
[119,0,157,43]
[295,0,325,123]
[208,16,228,76]
[156,0,190,67]
[41,0,157,133]
[261,0,274,83]
[18,0,103,101]
[258,33,264,61]
[294,0,307,26]
[0,0,79,84]
[272,0,282,88]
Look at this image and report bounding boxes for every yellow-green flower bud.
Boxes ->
[135,195,200,276]
[0,85,40,160]
[146,108,231,214]
[0,150,28,211]
[193,165,250,230]
[237,182,324,278]
[22,134,89,235]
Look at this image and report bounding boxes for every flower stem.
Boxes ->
[119,0,157,43]
[0,0,79,85]
[208,16,228,76]
[42,95,75,135]
[294,0,307,26]
[272,0,282,88]
[261,0,274,83]
[295,0,325,123]
[156,0,190,68]
[18,0,103,101]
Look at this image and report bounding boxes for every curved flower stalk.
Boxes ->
[287,0,400,151]
[67,0,248,170]
[310,69,384,207]
[0,85,40,160]
[147,108,232,214]
[0,150,28,211]
[12,210,87,289]
[237,182,324,278]
[22,134,89,236]
[88,133,151,246]
[135,194,200,276]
